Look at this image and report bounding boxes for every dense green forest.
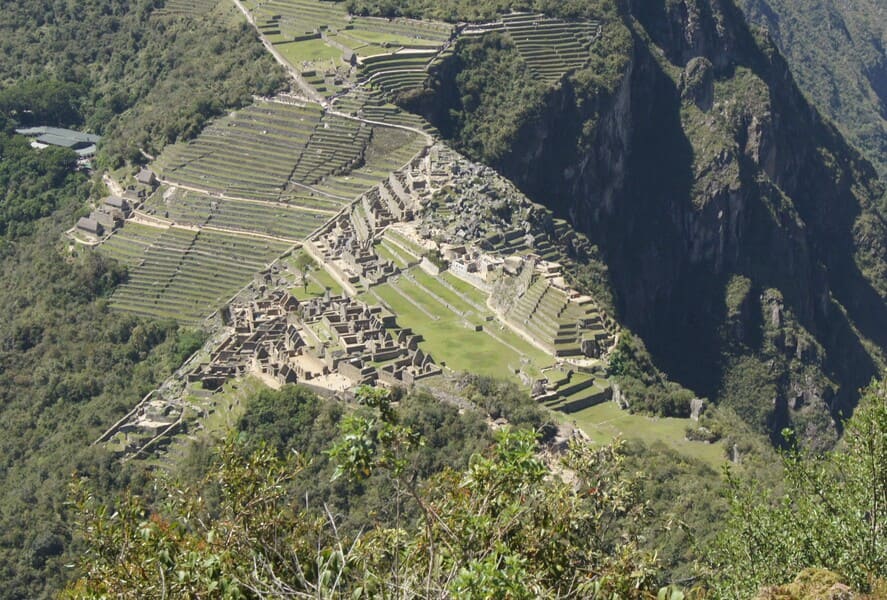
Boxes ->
[0,203,203,597]
[0,0,286,167]
[0,1,288,596]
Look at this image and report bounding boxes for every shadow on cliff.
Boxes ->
[410,0,886,421]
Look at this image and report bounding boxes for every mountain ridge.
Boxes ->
[410,0,887,442]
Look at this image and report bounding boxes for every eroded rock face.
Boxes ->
[680,56,715,110]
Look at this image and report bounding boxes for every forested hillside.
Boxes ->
[0,1,287,596]
[739,0,887,179]
[0,0,286,167]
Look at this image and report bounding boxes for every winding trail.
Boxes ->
[229,0,326,105]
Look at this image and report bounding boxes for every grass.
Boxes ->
[440,272,489,305]
[276,38,341,64]
[561,401,727,468]
[367,272,553,379]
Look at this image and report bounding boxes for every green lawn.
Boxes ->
[561,401,727,468]
[383,228,425,258]
[276,38,341,64]
[440,272,489,305]
[369,283,504,374]
[310,264,344,295]
[286,256,344,300]
[368,278,553,379]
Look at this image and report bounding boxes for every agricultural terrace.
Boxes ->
[154,0,221,18]
[290,113,372,185]
[143,188,337,241]
[311,125,427,199]
[333,88,437,135]
[99,225,291,325]
[153,97,423,205]
[502,13,602,84]
[153,100,324,201]
[243,0,453,98]
[358,48,451,98]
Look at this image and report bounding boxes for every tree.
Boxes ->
[64,386,672,598]
[707,377,887,597]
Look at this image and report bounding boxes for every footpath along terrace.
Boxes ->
[100,223,292,324]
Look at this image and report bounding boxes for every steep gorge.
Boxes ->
[418,0,887,443]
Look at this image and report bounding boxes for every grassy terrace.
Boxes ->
[105,226,291,324]
[154,0,220,17]
[290,114,373,185]
[382,228,425,259]
[333,88,438,135]
[276,38,341,65]
[365,266,552,379]
[312,125,426,199]
[250,0,348,35]
[358,51,439,96]
[144,189,334,241]
[502,14,601,84]
[153,100,323,201]
[152,95,421,209]
[562,401,727,468]
[350,16,452,44]
[98,222,167,266]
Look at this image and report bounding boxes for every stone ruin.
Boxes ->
[187,289,441,393]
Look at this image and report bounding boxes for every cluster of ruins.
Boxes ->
[75,168,157,238]
[188,289,441,394]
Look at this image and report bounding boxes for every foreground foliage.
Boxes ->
[66,387,669,598]
[708,378,887,597]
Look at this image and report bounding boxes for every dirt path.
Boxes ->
[229,0,327,105]
[103,173,125,196]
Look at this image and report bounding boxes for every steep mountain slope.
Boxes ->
[739,0,887,179]
[417,0,887,443]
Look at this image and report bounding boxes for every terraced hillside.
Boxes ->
[154,0,221,17]
[504,276,611,357]
[289,113,373,185]
[333,88,438,134]
[310,124,428,198]
[502,13,602,84]
[143,188,337,241]
[243,0,454,99]
[100,88,430,326]
[154,95,425,200]
[358,48,452,98]
[247,0,349,39]
[100,224,291,324]
[153,100,325,201]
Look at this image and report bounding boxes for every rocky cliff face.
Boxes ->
[739,0,887,178]
[423,0,887,442]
